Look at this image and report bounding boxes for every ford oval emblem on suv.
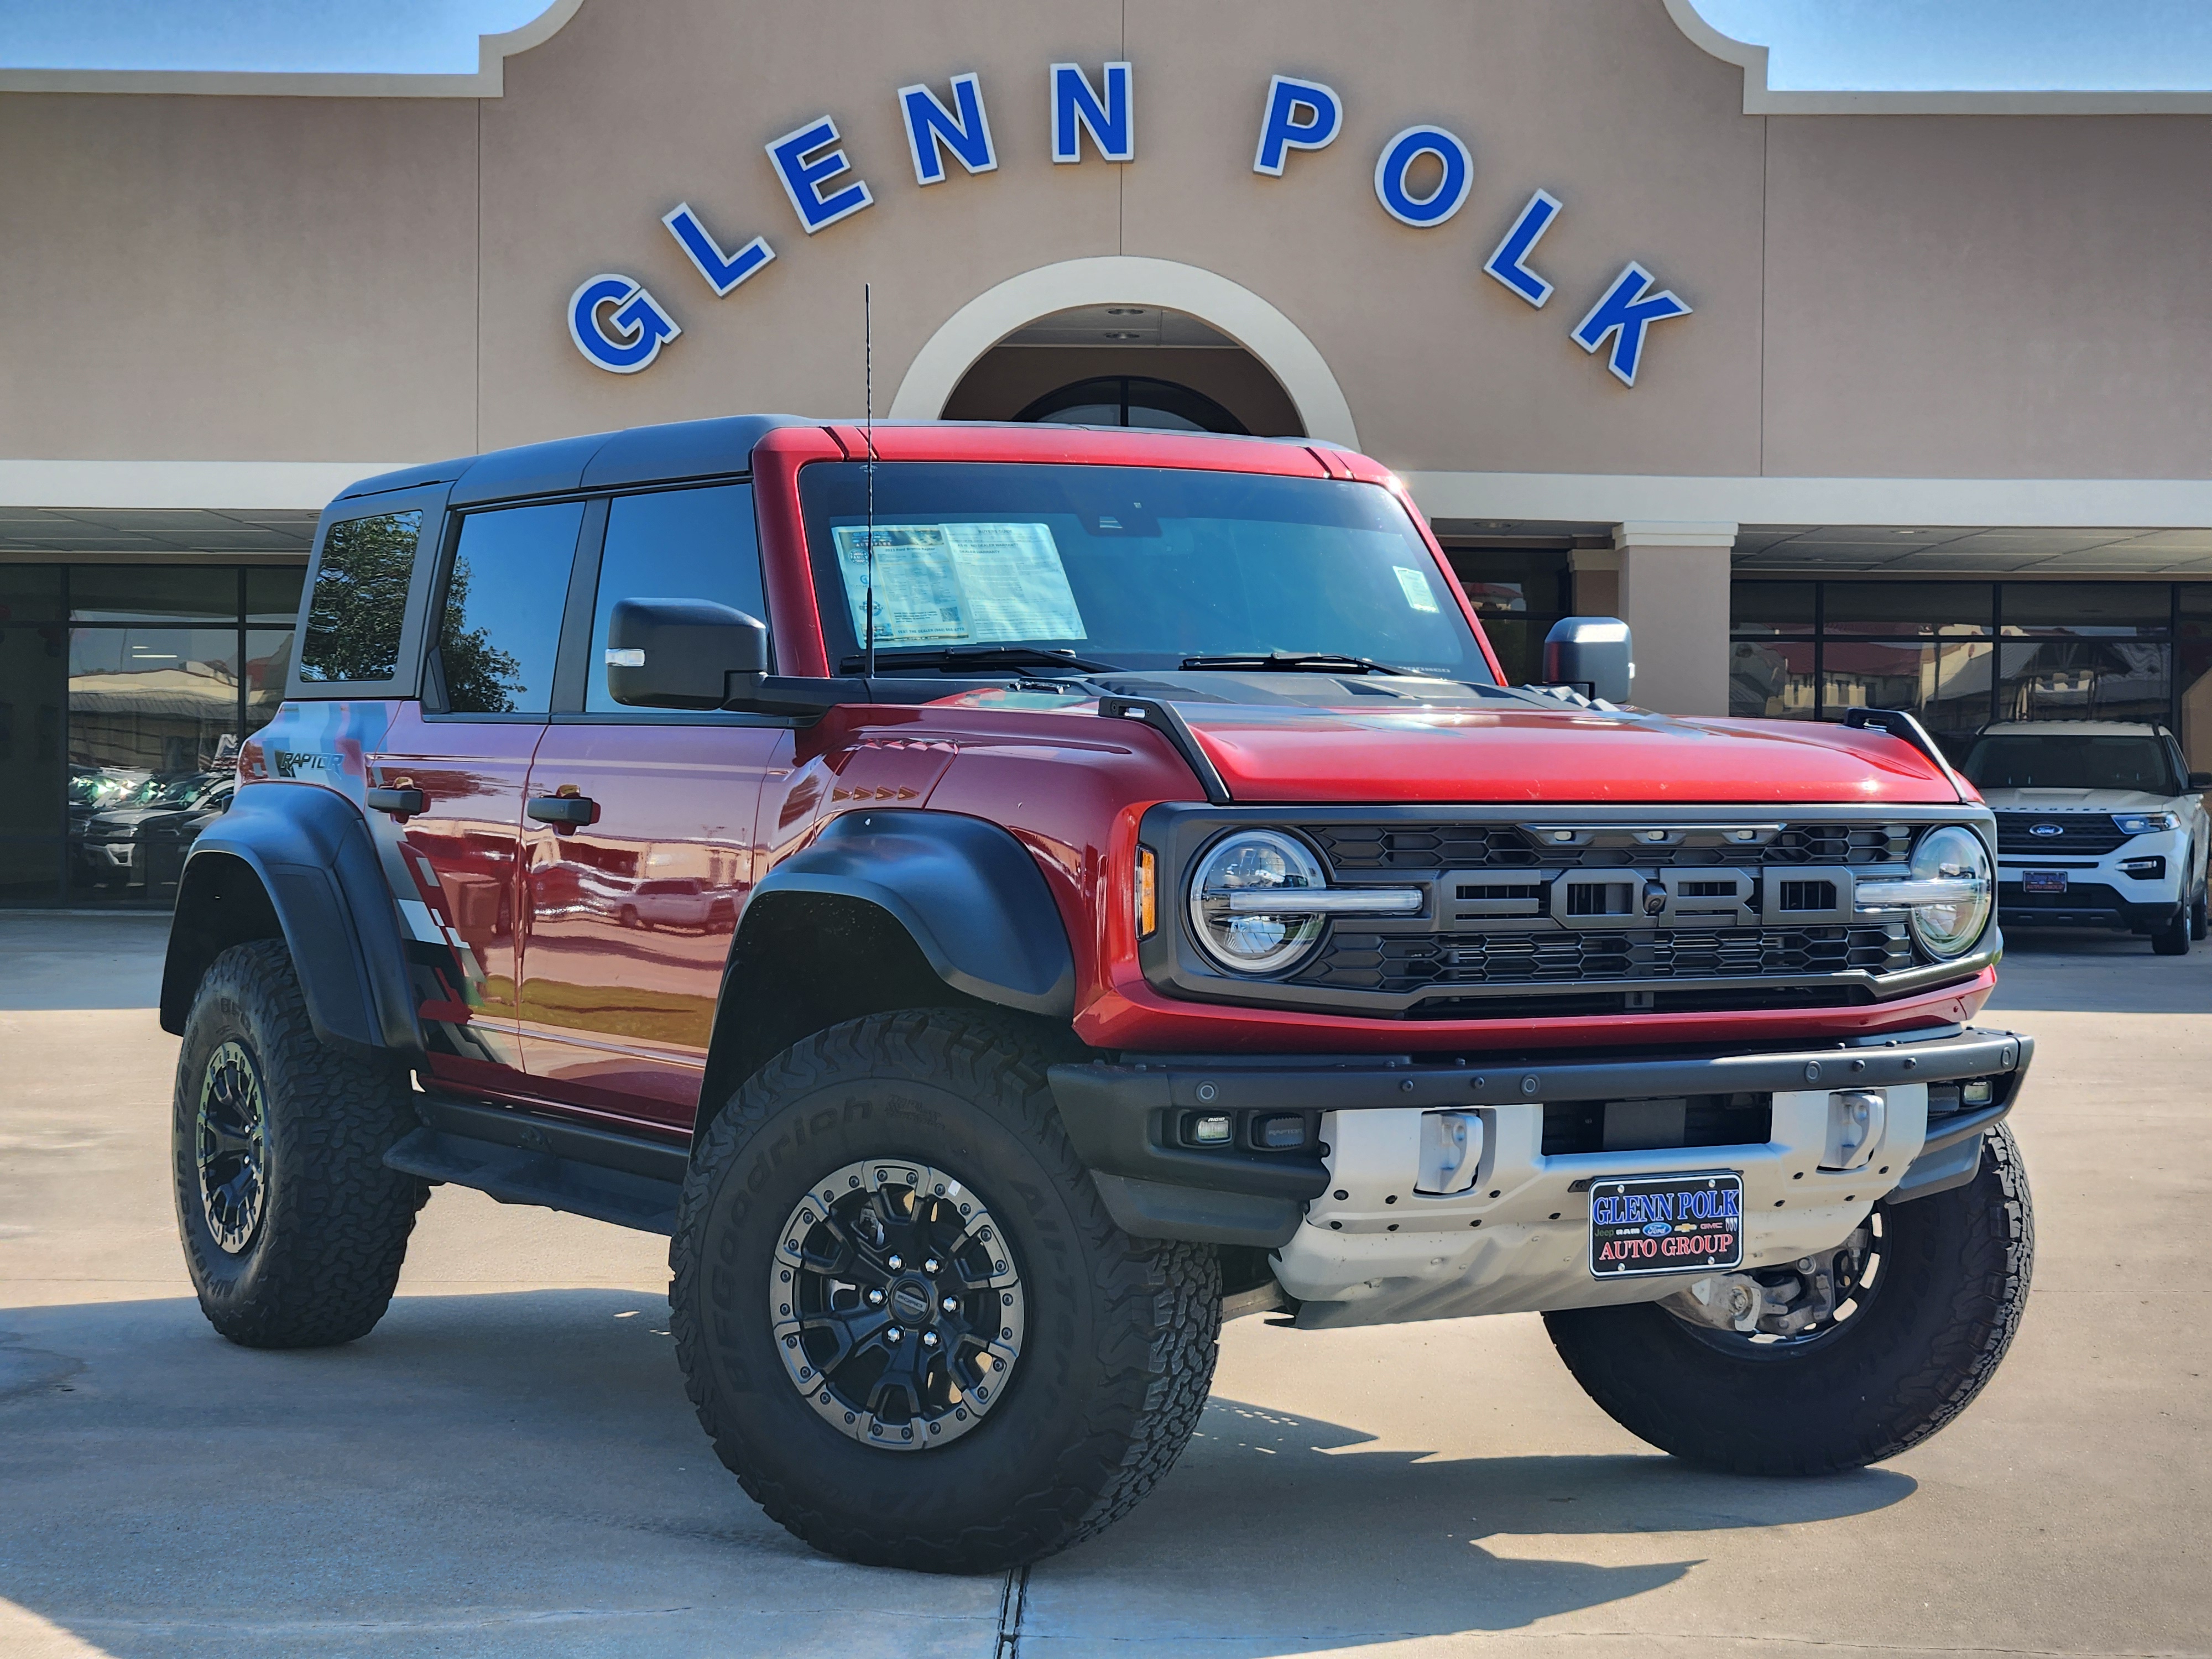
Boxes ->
[2030,823,2064,836]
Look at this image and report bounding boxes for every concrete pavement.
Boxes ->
[0,912,2205,1657]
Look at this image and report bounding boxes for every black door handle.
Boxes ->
[526,795,597,826]
[366,787,426,815]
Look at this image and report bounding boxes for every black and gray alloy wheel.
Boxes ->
[773,1159,1026,1450]
[671,1009,1220,1573]
[173,940,427,1348]
[195,1040,269,1254]
[1545,1125,2033,1474]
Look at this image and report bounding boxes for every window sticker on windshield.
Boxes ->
[1394,565,1442,613]
[833,523,1088,645]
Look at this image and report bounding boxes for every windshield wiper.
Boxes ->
[839,644,1120,675]
[1178,651,1420,676]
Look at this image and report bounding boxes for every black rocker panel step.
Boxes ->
[383,1095,687,1235]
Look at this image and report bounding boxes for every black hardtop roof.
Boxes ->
[333,416,1338,510]
[334,414,813,508]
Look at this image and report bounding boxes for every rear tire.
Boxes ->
[1544,1125,2032,1474]
[173,940,427,1348]
[669,1009,1220,1572]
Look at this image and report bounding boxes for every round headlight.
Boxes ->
[1908,825,1992,958]
[1187,830,1328,974]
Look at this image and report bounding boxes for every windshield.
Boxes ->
[799,462,1495,681]
[1961,734,2179,794]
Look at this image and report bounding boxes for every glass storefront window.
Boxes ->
[1443,549,1571,686]
[245,629,296,734]
[1821,638,1999,748]
[0,565,299,907]
[1729,639,1815,718]
[70,565,239,623]
[1730,577,2204,768]
[1730,581,1815,637]
[1822,582,1992,637]
[2000,582,2171,636]
[247,567,306,625]
[0,567,65,624]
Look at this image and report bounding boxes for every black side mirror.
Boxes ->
[2189,772,2212,791]
[607,599,768,709]
[1541,617,1634,705]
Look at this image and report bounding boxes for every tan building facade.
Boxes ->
[6,0,2212,904]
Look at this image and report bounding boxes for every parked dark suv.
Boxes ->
[162,416,2034,1572]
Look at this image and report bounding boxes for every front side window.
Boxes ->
[436,501,582,715]
[799,462,1492,681]
[586,483,765,712]
[299,511,421,684]
[1962,734,2180,794]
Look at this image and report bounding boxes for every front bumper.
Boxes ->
[1999,827,2187,929]
[1050,1025,2030,1320]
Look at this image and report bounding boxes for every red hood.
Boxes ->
[1170,704,1963,805]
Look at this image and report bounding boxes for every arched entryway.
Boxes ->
[890,257,1359,447]
[941,305,1296,435]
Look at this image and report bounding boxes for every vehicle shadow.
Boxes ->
[0,1291,1912,1657]
[1026,1392,1915,1649]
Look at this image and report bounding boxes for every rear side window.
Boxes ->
[436,500,584,715]
[299,510,422,683]
[585,483,765,712]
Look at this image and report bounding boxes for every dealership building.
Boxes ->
[5,0,2212,907]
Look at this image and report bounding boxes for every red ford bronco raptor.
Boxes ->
[163,416,2032,1572]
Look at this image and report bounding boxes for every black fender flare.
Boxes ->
[744,810,1076,1018]
[161,784,422,1060]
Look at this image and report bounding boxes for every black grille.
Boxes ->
[1995,812,2126,857]
[1301,924,1913,996]
[1304,821,1912,871]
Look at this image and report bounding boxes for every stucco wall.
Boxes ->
[2,0,2208,487]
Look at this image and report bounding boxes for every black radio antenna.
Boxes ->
[863,281,877,681]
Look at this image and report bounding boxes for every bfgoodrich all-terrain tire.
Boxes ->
[173,940,427,1348]
[669,1009,1220,1573]
[1544,1125,2033,1474]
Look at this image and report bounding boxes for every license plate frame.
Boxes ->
[2023,870,2068,894]
[1588,1171,1745,1279]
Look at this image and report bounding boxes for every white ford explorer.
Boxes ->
[1960,721,2211,954]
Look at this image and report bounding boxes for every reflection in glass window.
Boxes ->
[587,485,764,712]
[1820,639,1997,751]
[436,501,581,715]
[1996,638,2169,724]
[300,512,421,683]
[67,627,241,899]
[1730,640,1815,718]
[1729,581,1815,637]
[246,630,296,734]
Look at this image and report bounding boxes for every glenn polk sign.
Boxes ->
[568,65,1692,389]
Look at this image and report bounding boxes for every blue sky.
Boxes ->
[1,0,2209,89]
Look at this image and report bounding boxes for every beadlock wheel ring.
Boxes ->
[770,1159,1026,1452]
[196,1039,268,1256]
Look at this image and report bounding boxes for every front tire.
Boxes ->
[173,940,427,1348]
[1544,1125,2033,1474]
[669,1010,1220,1573]
[2152,902,2190,954]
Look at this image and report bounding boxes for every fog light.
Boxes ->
[1820,1089,1886,1171]
[1961,1078,1994,1106]
[1415,1110,1485,1196]
[1255,1114,1307,1150]
[1188,1114,1232,1145]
